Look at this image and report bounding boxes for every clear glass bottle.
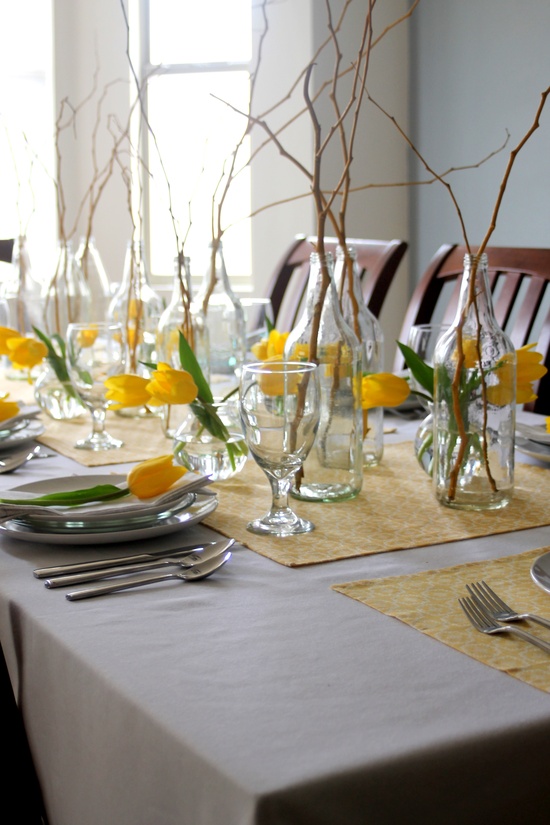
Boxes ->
[107,240,164,418]
[432,253,515,510]
[334,245,384,467]
[158,255,209,437]
[284,251,363,501]
[192,240,246,381]
[42,239,92,337]
[0,235,43,335]
[75,236,111,321]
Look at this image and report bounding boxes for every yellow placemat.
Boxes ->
[37,412,170,466]
[332,547,550,694]
[204,443,550,566]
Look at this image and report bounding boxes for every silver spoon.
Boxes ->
[65,551,232,601]
[0,445,54,474]
[45,540,234,588]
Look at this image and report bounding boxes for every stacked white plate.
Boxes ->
[0,471,217,545]
[0,406,44,453]
[516,422,550,464]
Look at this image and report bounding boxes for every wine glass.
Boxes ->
[239,361,320,536]
[407,323,450,410]
[66,322,126,450]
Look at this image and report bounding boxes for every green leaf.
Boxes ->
[178,332,213,403]
[265,315,275,334]
[397,341,434,398]
[0,484,130,508]
[33,326,71,384]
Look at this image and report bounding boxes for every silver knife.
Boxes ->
[33,538,232,578]
[43,540,235,588]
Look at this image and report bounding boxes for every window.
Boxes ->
[136,0,253,287]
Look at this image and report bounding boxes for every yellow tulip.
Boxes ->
[258,356,303,396]
[104,374,159,409]
[516,343,547,403]
[146,363,198,405]
[6,336,48,370]
[250,338,269,360]
[127,454,188,499]
[76,327,98,348]
[361,372,410,410]
[0,396,21,421]
[486,344,547,406]
[0,326,22,356]
[251,329,289,361]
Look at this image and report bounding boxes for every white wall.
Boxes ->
[409,0,550,281]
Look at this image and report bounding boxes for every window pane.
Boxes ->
[150,0,252,64]
[147,71,251,279]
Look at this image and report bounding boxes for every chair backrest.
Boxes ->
[0,239,15,264]
[393,243,550,414]
[262,235,408,333]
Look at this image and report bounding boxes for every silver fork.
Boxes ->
[466,580,550,630]
[458,596,550,653]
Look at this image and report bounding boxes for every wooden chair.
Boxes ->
[0,238,15,264]
[257,235,408,333]
[393,244,550,414]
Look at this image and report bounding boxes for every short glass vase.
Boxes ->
[172,399,247,481]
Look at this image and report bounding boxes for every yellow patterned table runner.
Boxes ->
[332,548,550,694]
[36,413,170,466]
[204,442,550,566]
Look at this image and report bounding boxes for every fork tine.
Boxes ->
[460,596,495,630]
[479,580,511,611]
[466,582,497,613]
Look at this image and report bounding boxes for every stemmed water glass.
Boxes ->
[239,361,320,536]
[66,322,126,451]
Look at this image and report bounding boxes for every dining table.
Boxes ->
[1,387,550,825]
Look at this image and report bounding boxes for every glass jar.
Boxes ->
[334,245,384,467]
[75,236,111,322]
[192,240,246,380]
[173,398,247,481]
[432,253,515,510]
[42,240,92,337]
[284,251,363,501]
[33,360,87,420]
[107,240,164,417]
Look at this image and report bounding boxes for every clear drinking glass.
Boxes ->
[66,322,126,451]
[239,361,320,536]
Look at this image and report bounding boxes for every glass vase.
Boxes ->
[33,360,87,420]
[75,236,112,322]
[334,244,384,467]
[42,240,92,337]
[284,251,363,502]
[172,398,247,481]
[0,235,43,336]
[158,255,210,438]
[432,253,515,510]
[192,240,246,384]
[107,239,164,418]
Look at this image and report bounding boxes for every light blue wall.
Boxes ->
[409,0,550,282]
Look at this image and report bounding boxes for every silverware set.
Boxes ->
[459,579,550,654]
[34,538,234,601]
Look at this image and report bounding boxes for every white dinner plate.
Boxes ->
[0,492,218,544]
[516,422,550,445]
[515,436,550,464]
[530,550,550,594]
[0,419,45,451]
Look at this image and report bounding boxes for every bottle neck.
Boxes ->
[455,253,496,327]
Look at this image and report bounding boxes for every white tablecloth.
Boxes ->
[1,414,550,825]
